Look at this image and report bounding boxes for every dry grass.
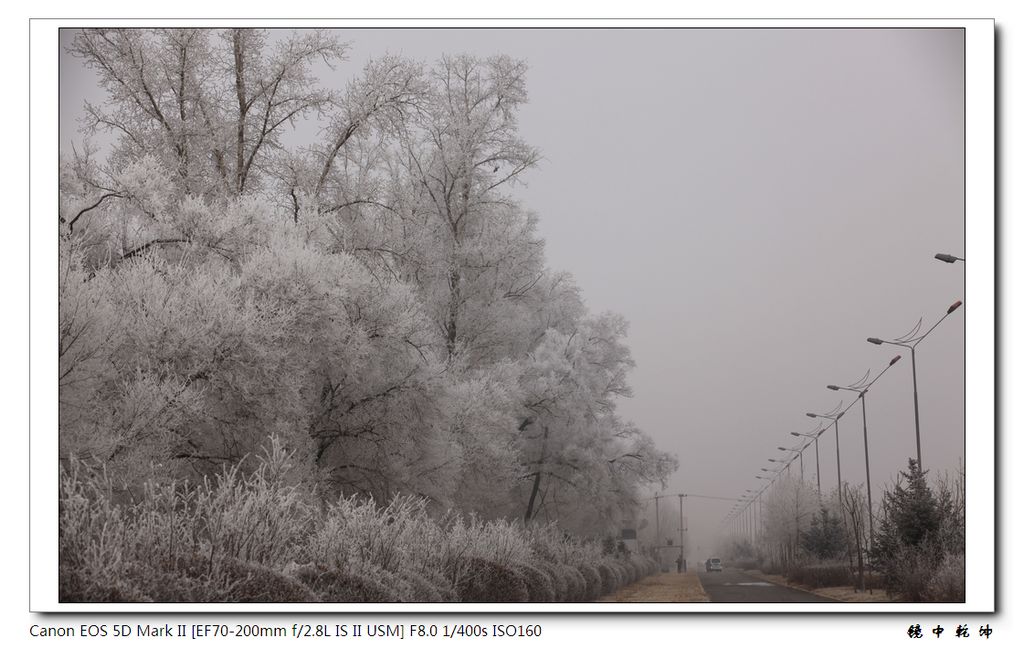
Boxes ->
[597,571,709,603]
[813,586,895,603]
[747,570,896,603]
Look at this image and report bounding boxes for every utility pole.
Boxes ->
[654,494,661,544]
[654,494,663,571]
[678,493,687,573]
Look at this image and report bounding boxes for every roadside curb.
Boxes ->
[691,572,711,602]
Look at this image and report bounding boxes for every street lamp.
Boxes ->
[934,253,965,264]
[826,354,902,547]
[777,445,805,481]
[807,410,845,496]
[867,299,963,470]
[791,425,825,493]
[769,454,797,478]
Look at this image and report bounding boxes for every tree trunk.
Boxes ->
[524,426,549,523]
[233,30,248,194]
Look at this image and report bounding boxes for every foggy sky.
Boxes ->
[59,28,966,558]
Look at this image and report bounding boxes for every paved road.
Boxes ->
[598,571,708,602]
[698,568,838,603]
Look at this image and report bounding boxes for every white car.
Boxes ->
[705,558,723,572]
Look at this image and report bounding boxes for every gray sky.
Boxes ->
[60,28,966,556]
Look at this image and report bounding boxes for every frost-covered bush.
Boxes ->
[595,561,619,595]
[629,555,649,579]
[292,565,396,603]
[924,553,965,603]
[614,560,633,585]
[620,559,637,584]
[561,565,587,602]
[443,516,532,570]
[577,563,604,599]
[398,567,456,603]
[193,439,314,566]
[534,560,569,602]
[305,495,420,571]
[514,563,556,602]
[440,514,538,600]
[59,463,133,602]
[453,557,528,602]
[60,433,664,603]
[786,563,852,589]
[218,559,319,603]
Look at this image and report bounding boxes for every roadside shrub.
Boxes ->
[304,494,433,573]
[453,557,528,602]
[126,554,222,602]
[561,565,586,602]
[514,563,556,602]
[64,438,679,604]
[445,517,531,567]
[595,561,620,594]
[616,560,635,585]
[292,565,395,603]
[630,555,650,579]
[881,545,935,601]
[218,559,318,602]
[577,563,603,599]
[786,563,852,589]
[194,439,314,566]
[535,560,568,602]
[863,570,885,591]
[59,463,132,602]
[924,553,965,603]
[399,566,455,603]
[61,562,154,603]
[640,556,658,575]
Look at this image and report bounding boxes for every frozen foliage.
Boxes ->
[514,563,557,603]
[871,459,965,602]
[731,459,964,600]
[60,28,676,547]
[801,507,846,561]
[59,445,657,602]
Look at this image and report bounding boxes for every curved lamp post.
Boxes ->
[766,457,792,478]
[868,299,963,470]
[777,445,806,482]
[826,354,902,547]
[791,425,826,494]
[806,410,845,496]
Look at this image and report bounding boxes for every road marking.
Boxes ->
[722,582,773,587]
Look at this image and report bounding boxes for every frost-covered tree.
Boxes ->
[59,32,676,536]
[388,54,541,362]
[870,458,964,601]
[758,476,817,569]
[67,28,346,198]
[800,506,845,561]
[872,459,940,554]
[514,314,676,533]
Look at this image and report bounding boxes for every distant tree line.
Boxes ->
[719,459,964,601]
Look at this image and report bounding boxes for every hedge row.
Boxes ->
[59,447,658,603]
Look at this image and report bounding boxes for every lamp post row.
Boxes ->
[728,266,962,547]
